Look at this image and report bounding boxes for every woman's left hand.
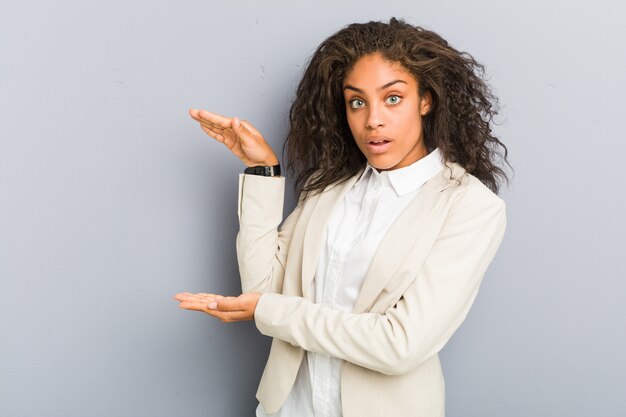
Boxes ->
[174,292,262,322]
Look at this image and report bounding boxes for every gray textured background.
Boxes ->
[1,1,624,416]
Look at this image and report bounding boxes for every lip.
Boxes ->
[365,136,393,154]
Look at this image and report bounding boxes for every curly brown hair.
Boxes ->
[283,17,511,199]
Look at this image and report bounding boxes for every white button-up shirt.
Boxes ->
[257,148,445,417]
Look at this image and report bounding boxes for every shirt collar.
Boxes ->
[354,148,445,197]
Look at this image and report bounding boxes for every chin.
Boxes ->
[368,161,397,172]
[366,155,399,171]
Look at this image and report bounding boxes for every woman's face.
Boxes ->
[343,53,432,171]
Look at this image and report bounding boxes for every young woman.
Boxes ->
[175,17,510,417]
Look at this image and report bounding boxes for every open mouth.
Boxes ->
[365,138,392,153]
[368,140,390,146]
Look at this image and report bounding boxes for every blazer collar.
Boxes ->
[352,161,464,313]
[300,161,466,305]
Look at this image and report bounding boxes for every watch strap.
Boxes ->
[244,164,281,177]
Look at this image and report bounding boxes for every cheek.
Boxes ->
[398,106,422,134]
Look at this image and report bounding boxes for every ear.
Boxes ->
[419,91,432,116]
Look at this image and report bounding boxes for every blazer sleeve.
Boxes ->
[236,173,304,294]
[253,183,507,376]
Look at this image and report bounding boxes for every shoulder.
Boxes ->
[440,161,506,215]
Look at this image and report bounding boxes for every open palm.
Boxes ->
[189,108,278,167]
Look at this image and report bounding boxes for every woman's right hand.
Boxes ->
[189,108,279,167]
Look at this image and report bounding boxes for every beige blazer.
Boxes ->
[236,161,506,417]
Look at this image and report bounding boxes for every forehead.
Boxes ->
[343,53,415,86]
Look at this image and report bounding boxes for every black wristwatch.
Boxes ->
[244,164,281,177]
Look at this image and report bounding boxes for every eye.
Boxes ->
[386,95,402,105]
[349,98,365,109]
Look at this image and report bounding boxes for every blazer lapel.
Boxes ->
[352,162,466,314]
[301,171,363,301]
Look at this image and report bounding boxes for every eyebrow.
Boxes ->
[343,79,408,93]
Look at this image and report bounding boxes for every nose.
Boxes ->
[366,103,384,129]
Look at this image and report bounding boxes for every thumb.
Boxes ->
[209,296,242,312]
[232,117,250,135]
[232,117,263,142]
[240,120,263,137]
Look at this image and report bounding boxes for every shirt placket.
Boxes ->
[312,174,382,417]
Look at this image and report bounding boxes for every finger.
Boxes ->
[175,293,199,303]
[197,110,232,128]
[189,108,201,121]
[196,115,228,132]
[198,122,242,151]
[197,293,224,299]
[178,300,210,312]
[200,124,226,143]
[197,119,225,132]
[219,130,250,161]
[195,294,225,303]
[216,126,240,147]
[175,293,217,303]
[174,292,195,301]
[191,109,223,128]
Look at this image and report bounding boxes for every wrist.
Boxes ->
[261,156,279,166]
